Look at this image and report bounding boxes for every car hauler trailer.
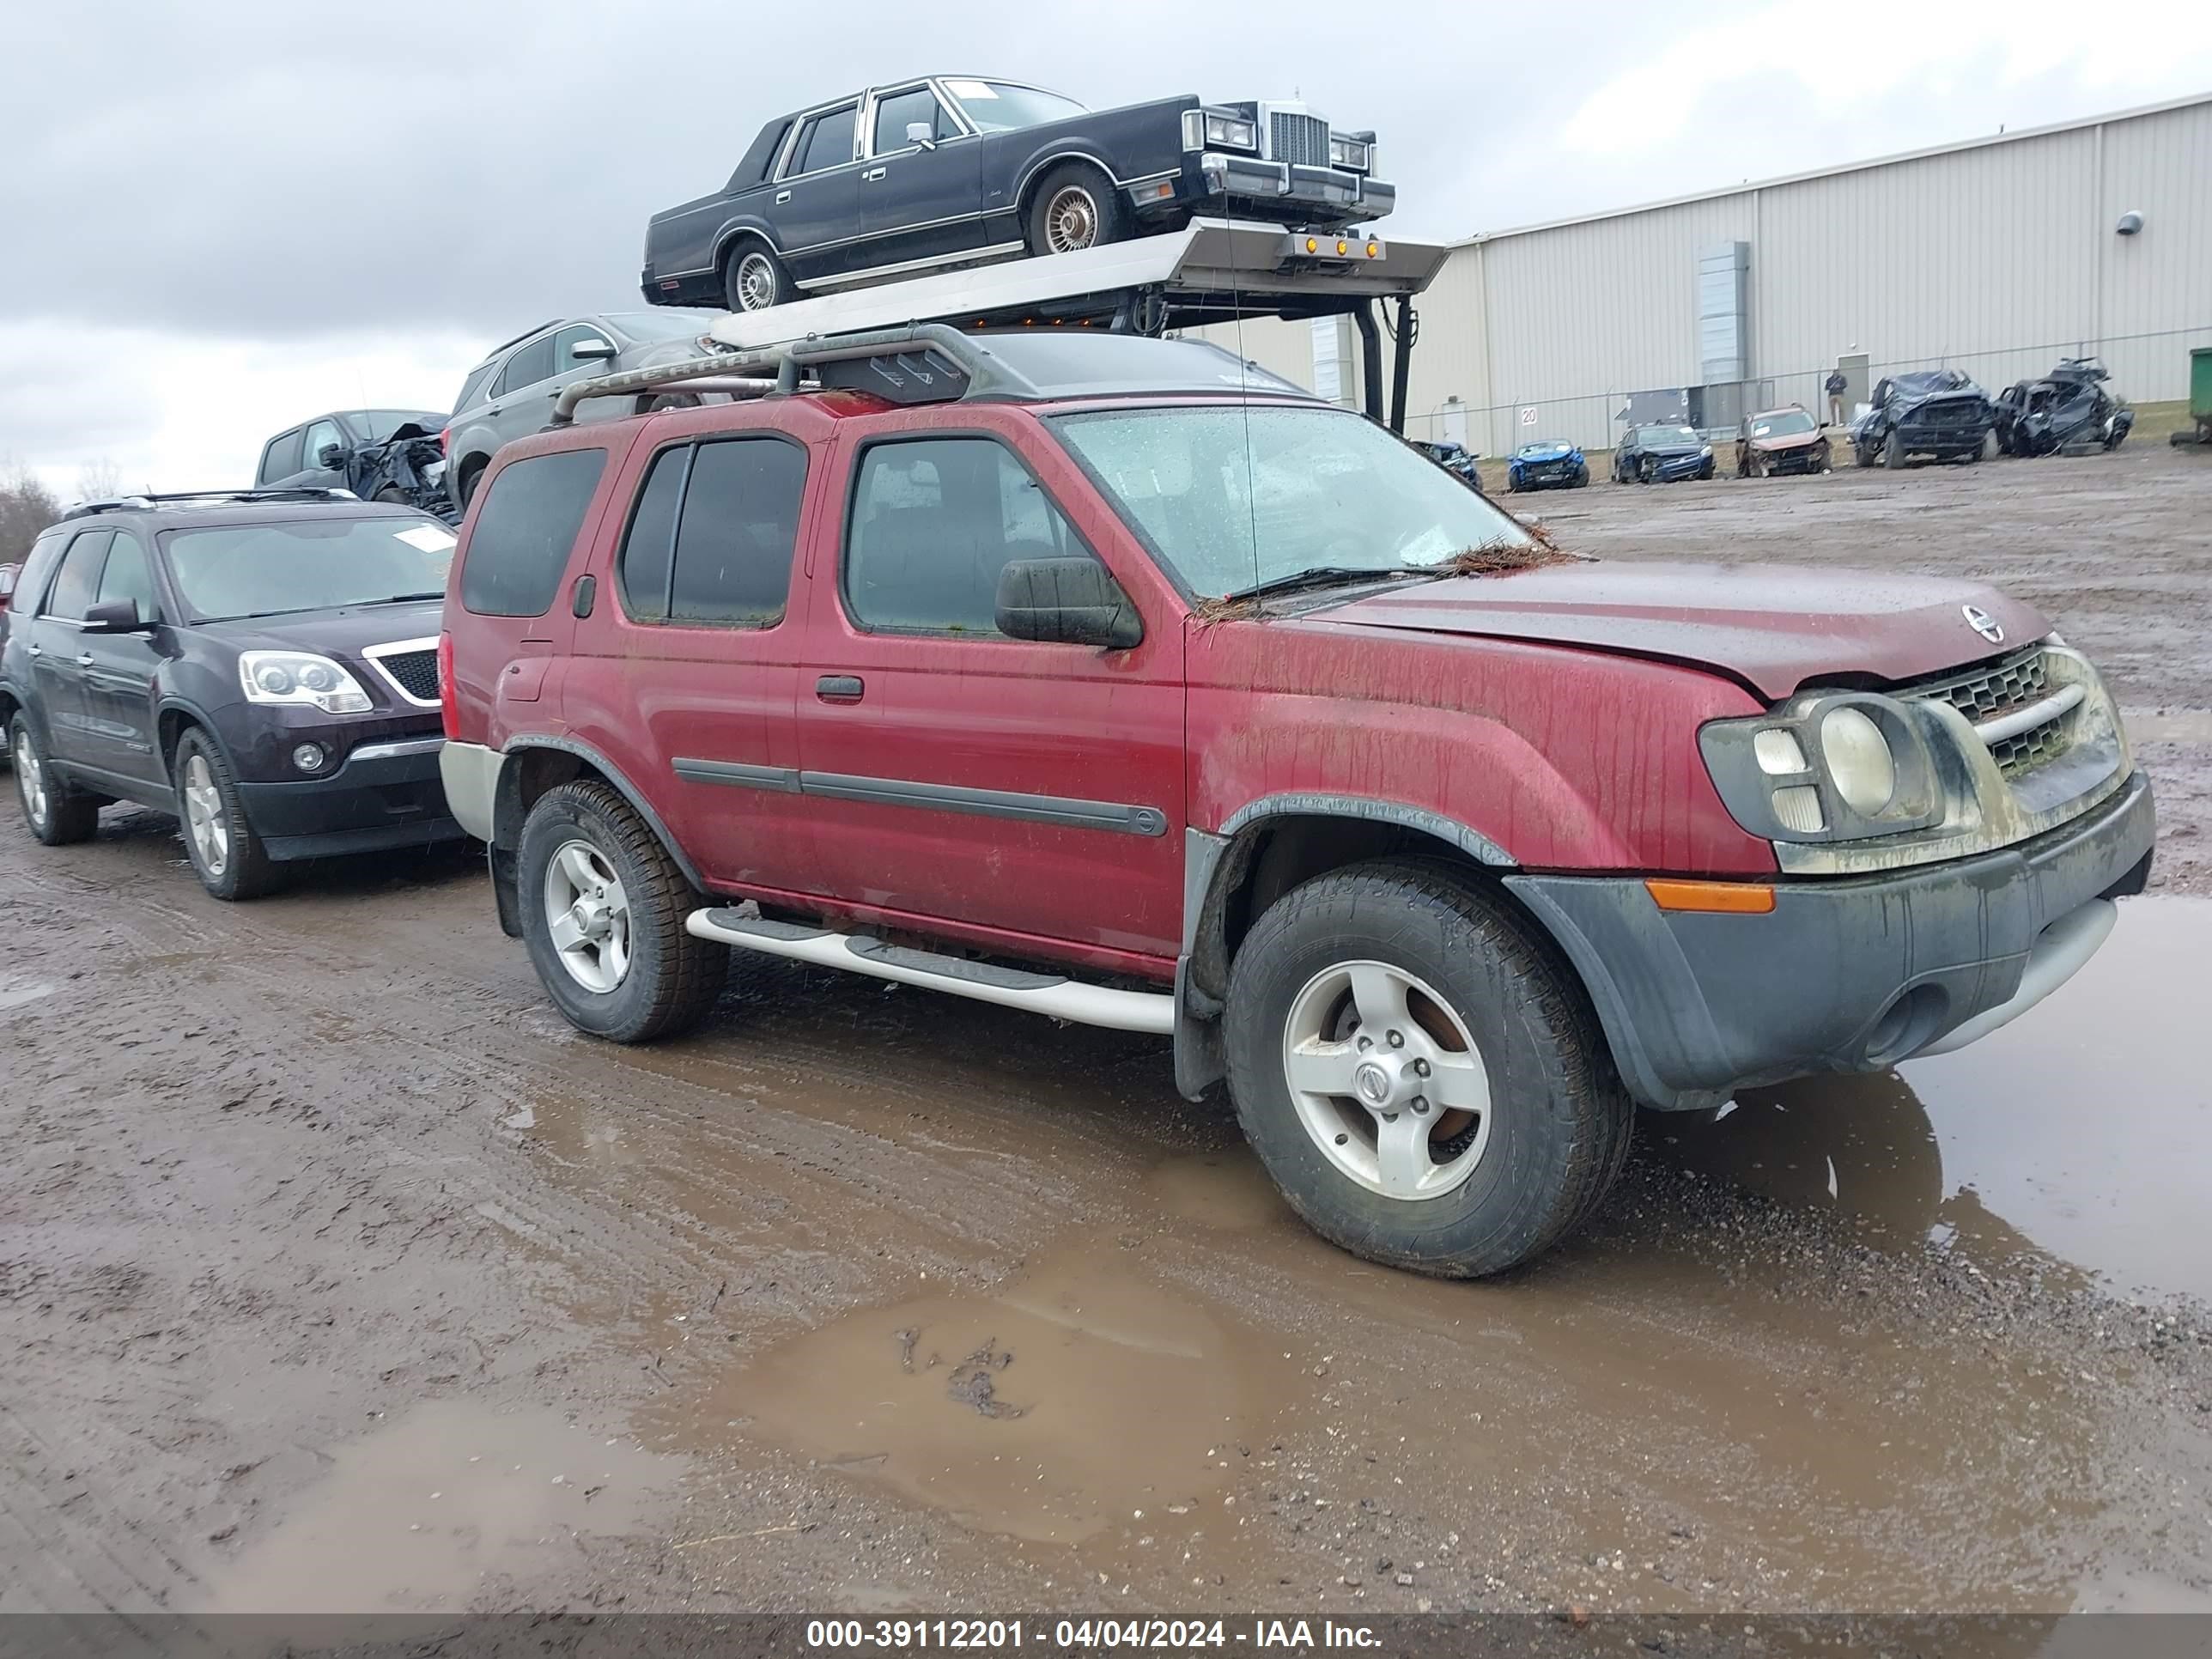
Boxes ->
[697,218,1449,433]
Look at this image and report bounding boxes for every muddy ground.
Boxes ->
[3,442,2209,1635]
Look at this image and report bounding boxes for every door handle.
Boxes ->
[815,673,865,702]
[26,642,39,657]
[862,167,886,182]
[76,653,94,668]
[775,189,792,204]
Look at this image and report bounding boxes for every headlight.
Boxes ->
[1329,137,1372,172]
[1820,707,1896,815]
[1700,444,1713,459]
[1698,695,1942,842]
[1204,113,1257,151]
[239,651,372,714]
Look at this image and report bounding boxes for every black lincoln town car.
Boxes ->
[641,76,1395,313]
[1,489,462,900]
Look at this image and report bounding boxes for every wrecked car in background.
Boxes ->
[1506,440,1589,492]
[257,410,456,523]
[1411,438,1486,492]
[1995,358,2135,457]
[1613,423,1714,483]
[1851,370,1996,469]
[1735,405,1831,477]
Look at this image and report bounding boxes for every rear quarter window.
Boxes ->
[459,448,608,617]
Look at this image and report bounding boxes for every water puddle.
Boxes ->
[1659,896,2212,1301]
[655,1245,1291,1546]
[193,1400,669,1613]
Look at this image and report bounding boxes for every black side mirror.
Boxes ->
[317,443,349,469]
[82,599,149,634]
[570,338,617,362]
[995,558,1142,649]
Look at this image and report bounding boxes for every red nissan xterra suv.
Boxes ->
[437,326,2154,1277]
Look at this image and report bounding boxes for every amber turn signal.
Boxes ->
[1644,879,1777,915]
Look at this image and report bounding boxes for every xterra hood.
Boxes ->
[1313,562,2048,699]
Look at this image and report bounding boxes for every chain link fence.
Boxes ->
[1400,325,2209,461]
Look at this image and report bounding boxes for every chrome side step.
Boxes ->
[685,908,1175,1035]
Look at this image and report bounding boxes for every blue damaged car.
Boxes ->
[1505,439,1589,492]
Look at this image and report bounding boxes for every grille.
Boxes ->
[1905,648,2069,779]
[1917,399,1981,426]
[1267,112,1331,167]
[372,647,440,703]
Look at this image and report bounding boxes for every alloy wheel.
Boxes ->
[15,731,46,829]
[542,838,632,994]
[182,754,228,876]
[1280,960,1493,1200]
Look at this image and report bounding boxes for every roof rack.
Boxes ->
[551,324,1315,427]
[556,218,1449,432]
[61,487,360,521]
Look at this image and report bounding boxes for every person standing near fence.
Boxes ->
[1825,368,1848,427]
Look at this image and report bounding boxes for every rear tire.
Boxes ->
[1223,860,1632,1278]
[1025,161,1131,257]
[173,727,281,900]
[519,780,727,1042]
[11,715,98,846]
[1883,428,1905,469]
[723,240,794,313]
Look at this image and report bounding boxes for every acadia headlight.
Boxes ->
[240,650,372,714]
[1700,693,1942,842]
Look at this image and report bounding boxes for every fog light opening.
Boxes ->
[292,743,326,774]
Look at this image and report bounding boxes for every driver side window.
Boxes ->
[300,420,343,471]
[94,535,158,621]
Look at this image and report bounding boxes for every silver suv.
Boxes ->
[444,311,722,510]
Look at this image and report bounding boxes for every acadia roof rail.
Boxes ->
[61,487,362,521]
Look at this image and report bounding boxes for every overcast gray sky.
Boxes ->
[5,0,2209,492]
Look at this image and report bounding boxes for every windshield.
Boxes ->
[1748,410,1816,438]
[604,311,717,343]
[1516,441,1567,457]
[1639,426,1700,447]
[940,79,1086,132]
[349,410,444,442]
[162,516,458,622]
[1052,404,1530,599]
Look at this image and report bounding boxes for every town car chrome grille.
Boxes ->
[1267,112,1331,167]
[362,637,442,708]
[1904,647,2075,779]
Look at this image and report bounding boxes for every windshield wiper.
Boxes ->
[364,591,447,604]
[1218,566,1435,605]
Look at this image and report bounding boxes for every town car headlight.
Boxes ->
[239,651,372,714]
[1699,694,1945,842]
[1329,137,1372,172]
[1203,112,1257,151]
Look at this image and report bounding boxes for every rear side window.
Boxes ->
[494,333,558,397]
[453,363,497,415]
[616,438,806,627]
[790,104,857,175]
[459,449,606,617]
[258,430,302,484]
[42,530,112,620]
[844,438,1085,635]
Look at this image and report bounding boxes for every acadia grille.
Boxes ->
[1267,112,1331,167]
[368,646,440,705]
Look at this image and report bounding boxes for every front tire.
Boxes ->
[1223,861,1632,1278]
[1571,465,1589,488]
[722,240,794,313]
[518,780,727,1042]
[1026,161,1131,257]
[11,715,98,846]
[1883,428,1905,469]
[173,727,280,900]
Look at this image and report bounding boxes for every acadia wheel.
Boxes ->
[173,728,280,899]
[518,780,727,1042]
[11,715,99,846]
[1224,860,1632,1277]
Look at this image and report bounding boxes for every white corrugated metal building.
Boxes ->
[1196,91,2212,456]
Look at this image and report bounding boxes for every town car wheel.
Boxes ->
[11,714,98,847]
[172,728,280,900]
[517,780,727,1042]
[1026,161,1131,258]
[724,243,793,313]
[1223,860,1632,1277]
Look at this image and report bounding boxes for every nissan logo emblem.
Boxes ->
[1961,604,2005,645]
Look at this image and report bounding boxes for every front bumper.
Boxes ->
[1514,462,1583,489]
[235,737,464,860]
[1896,419,1991,455]
[1192,153,1395,225]
[1649,453,1709,481]
[1506,771,2155,1110]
